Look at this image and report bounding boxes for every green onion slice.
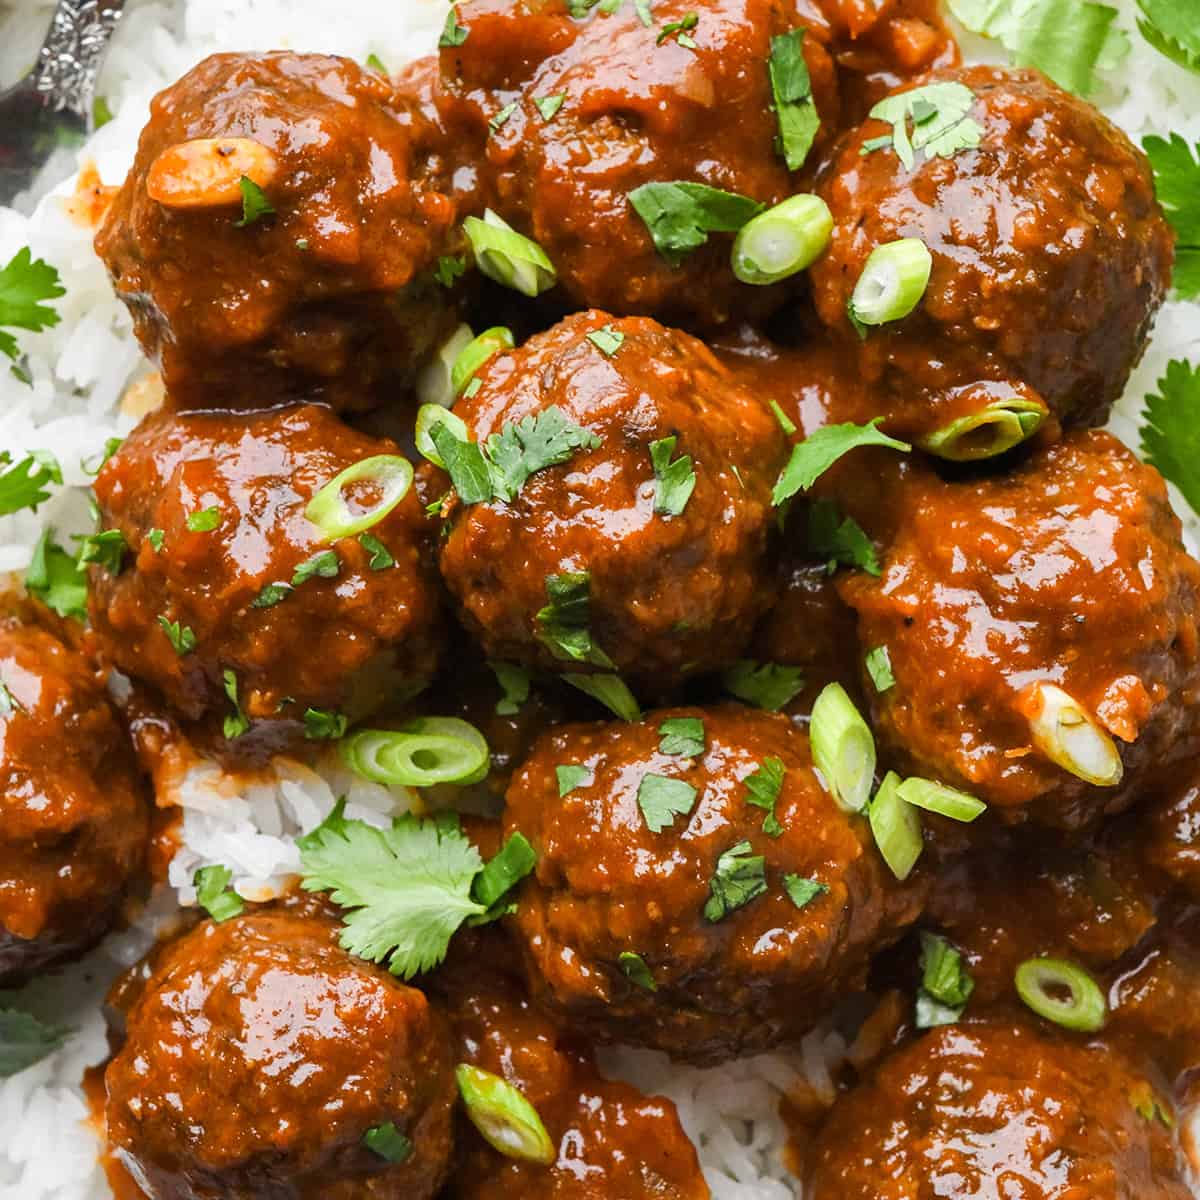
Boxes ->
[306,455,413,542]
[455,1064,556,1164]
[1014,956,1107,1033]
[417,323,475,409]
[868,771,922,880]
[810,683,876,813]
[848,237,932,330]
[895,777,986,823]
[919,397,1047,462]
[340,717,490,789]
[732,194,832,285]
[463,209,556,298]
[416,404,470,470]
[451,326,515,396]
[1024,682,1124,787]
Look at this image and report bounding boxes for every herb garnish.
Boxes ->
[556,763,591,796]
[658,716,705,757]
[234,176,274,227]
[618,951,657,991]
[434,255,467,288]
[26,530,87,621]
[1140,359,1200,517]
[784,875,829,910]
[303,707,348,741]
[534,94,566,121]
[359,533,394,570]
[703,841,767,922]
[649,436,696,516]
[915,931,974,1028]
[744,757,786,836]
[769,29,819,170]
[0,247,64,367]
[292,549,340,587]
[489,101,518,134]
[586,325,625,357]
[146,528,165,552]
[222,668,250,739]
[1142,135,1200,300]
[637,772,698,833]
[158,616,196,656]
[807,499,879,575]
[364,1123,413,1163]
[564,673,642,721]
[194,864,244,922]
[491,661,531,715]
[0,1009,70,1078]
[628,182,763,266]
[1135,0,1200,76]
[536,571,614,667]
[723,659,805,712]
[866,645,895,692]
[656,10,698,47]
[471,832,537,919]
[866,81,983,170]
[77,529,127,575]
[0,451,61,516]
[186,506,221,532]
[439,4,469,47]
[773,419,910,507]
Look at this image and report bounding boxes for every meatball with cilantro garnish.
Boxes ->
[87,403,442,756]
[104,897,457,1199]
[430,311,788,697]
[501,706,925,1065]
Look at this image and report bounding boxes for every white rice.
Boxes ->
[0,1,1198,1197]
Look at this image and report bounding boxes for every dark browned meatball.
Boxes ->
[1141,765,1200,902]
[88,404,442,753]
[503,706,925,1064]
[804,1018,1192,1199]
[0,615,148,984]
[839,431,1200,830]
[809,65,1173,442]
[96,52,462,411]
[436,312,788,692]
[104,901,457,1199]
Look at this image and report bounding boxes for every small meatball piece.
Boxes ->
[105,902,456,1199]
[434,0,839,327]
[96,53,461,411]
[89,404,442,750]
[804,1018,1191,1200]
[0,617,148,984]
[437,312,788,691]
[1141,766,1200,901]
[504,706,925,1064]
[839,432,1200,830]
[809,66,1173,439]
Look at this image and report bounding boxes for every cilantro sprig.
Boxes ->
[773,419,910,507]
[744,756,786,837]
[866,81,983,170]
[0,450,61,517]
[769,29,819,170]
[628,181,763,266]
[1143,134,1200,300]
[723,659,805,712]
[1141,359,1200,518]
[649,436,696,516]
[915,931,974,1028]
[637,772,698,833]
[703,840,767,922]
[0,1009,70,1078]
[0,247,65,365]
[536,571,614,667]
[807,499,879,575]
[1135,0,1200,76]
[26,529,87,621]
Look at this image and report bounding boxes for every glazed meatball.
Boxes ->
[809,66,1173,441]
[1141,766,1200,901]
[96,52,461,411]
[105,901,457,1199]
[0,615,148,984]
[433,0,839,326]
[839,431,1200,830]
[804,1018,1191,1199]
[436,312,788,691]
[503,706,925,1064]
[88,404,442,751]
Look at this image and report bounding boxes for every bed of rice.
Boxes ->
[0,1,1197,1197]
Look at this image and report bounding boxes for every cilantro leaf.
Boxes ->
[564,673,642,721]
[637,772,698,833]
[628,181,764,266]
[77,528,127,575]
[434,255,467,288]
[186,506,221,532]
[703,840,767,922]
[292,549,339,588]
[431,424,494,505]
[1135,0,1200,76]
[657,11,699,47]
[303,707,347,740]
[536,572,614,667]
[1142,135,1200,300]
[556,763,591,795]
[252,582,292,609]
[158,616,197,656]
[470,831,537,915]
[299,803,487,979]
[222,668,250,740]
[489,101,518,134]
[618,951,657,991]
[1141,359,1200,517]
[146,528,165,552]
[26,529,87,621]
[359,533,394,570]
[658,716,705,757]
[365,52,388,74]
[0,1009,70,1078]
[0,247,65,363]
[773,419,910,506]
[364,1123,413,1163]
[649,436,696,517]
[770,29,819,170]
[484,407,601,503]
[784,874,829,910]
[534,94,566,121]
[0,451,61,516]
[194,864,244,922]
[723,659,805,712]
[807,499,879,575]
[867,81,983,170]
[587,325,625,357]
[234,176,275,227]
[744,756,786,836]
[915,931,974,1028]
[491,661,531,715]
[439,5,469,47]
[865,645,895,692]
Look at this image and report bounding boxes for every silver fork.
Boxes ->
[0,0,127,206]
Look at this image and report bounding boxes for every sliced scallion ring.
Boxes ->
[305,455,413,542]
[340,717,490,788]
[464,209,556,298]
[416,323,475,408]
[415,404,470,470]
[848,237,932,330]
[868,771,922,880]
[732,194,833,285]
[1014,957,1107,1033]
[895,777,986,823]
[810,683,876,813]
[455,1064,556,1164]
[1023,682,1124,787]
[451,326,515,396]
[919,398,1047,462]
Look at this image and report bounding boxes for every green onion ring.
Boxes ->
[455,1064,556,1164]
[810,682,876,813]
[451,326,515,396]
[868,771,923,880]
[463,209,557,298]
[919,398,1047,462]
[732,194,833,285]
[895,777,986,823]
[340,717,490,788]
[848,237,932,329]
[1014,956,1107,1033]
[415,404,470,470]
[417,323,475,409]
[305,455,413,542]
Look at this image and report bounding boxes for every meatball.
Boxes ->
[88,404,442,751]
[104,901,457,1199]
[838,431,1200,830]
[433,0,840,326]
[0,615,148,984]
[95,52,462,411]
[804,1018,1192,1199]
[503,706,925,1064]
[1141,766,1200,901]
[436,312,788,692]
[809,66,1173,441]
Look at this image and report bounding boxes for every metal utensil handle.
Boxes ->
[31,0,127,117]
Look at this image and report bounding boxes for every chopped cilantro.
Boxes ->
[186,506,221,532]
[222,668,250,740]
[649,436,696,516]
[536,572,614,668]
[364,1122,413,1163]
[365,52,388,74]
[1142,134,1200,300]
[158,616,196,656]
[628,181,763,266]
[92,95,114,128]
[1135,0,1200,76]
[658,716,705,757]
[252,582,291,609]
[489,101,518,134]
[769,400,797,436]
[556,763,592,795]
[491,661,531,716]
[586,325,625,357]
[485,407,601,502]
[657,10,698,47]
[26,529,87,621]
[807,498,879,575]
[769,29,819,170]
[359,533,394,570]
[866,81,983,170]
[292,549,340,588]
[81,436,123,477]
[866,645,895,692]
[564,673,642,721]
[435,255,467,288]
[534,94,566,121]
[439,5,469,48]
[234,176,274,227]
[470,831,537,916]
[773,419,910,506]
[618,951,657,991]
[304,707,348,740]
[703,840,767,922]
[76,528,127,575]
[915,931,974,1028]
[146,528,165,552]
[0,247,64,365]
[0,1009,70,1078]
[637,772,698,833]
[194,864,244,923]
[723,659,805,712]
[431,424,493,505]
[744,756,786,837]
[1141,359,1200,517]
[0,450,61,516]
[784,874,829,910]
